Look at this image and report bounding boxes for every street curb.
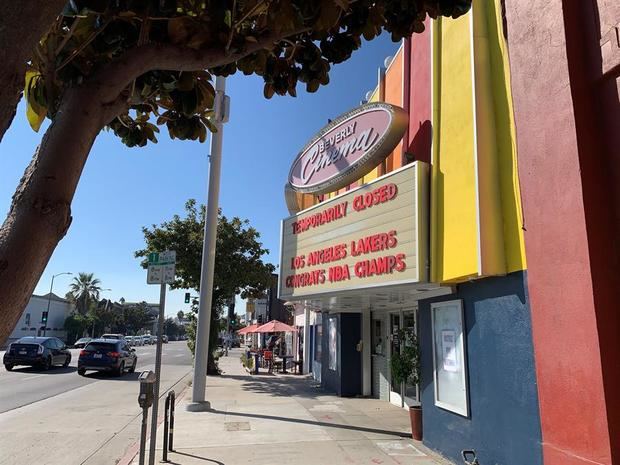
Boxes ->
[117,371,192,465]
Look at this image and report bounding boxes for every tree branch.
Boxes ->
[0,0,66,143]
[91,27,309,104]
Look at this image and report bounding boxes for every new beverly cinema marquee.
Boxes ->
[279,102,430,302]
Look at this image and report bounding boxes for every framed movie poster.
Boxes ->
[431,300,468,416]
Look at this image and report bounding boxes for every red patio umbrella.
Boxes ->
[237,323,259,335]
[254,320,298,333]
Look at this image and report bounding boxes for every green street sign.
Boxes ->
[147,250,176,284]
[148,251,175,265]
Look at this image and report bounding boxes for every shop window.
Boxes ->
[431,300,469,416]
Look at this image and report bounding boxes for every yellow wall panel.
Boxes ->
[472,3,507,277]
[431,14,479,283]
[431,3,526,283]
[486,0,527,271]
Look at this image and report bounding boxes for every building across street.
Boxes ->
[5,293,74,346]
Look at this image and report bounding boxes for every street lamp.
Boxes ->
[92,288,112,338]
[44,272,72,337]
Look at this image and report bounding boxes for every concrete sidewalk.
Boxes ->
[135,348,453,465]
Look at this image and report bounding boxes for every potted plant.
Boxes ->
[390,328,422,440]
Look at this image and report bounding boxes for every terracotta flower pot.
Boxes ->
[409,405,423,441]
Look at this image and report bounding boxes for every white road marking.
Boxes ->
[0,373,47,383]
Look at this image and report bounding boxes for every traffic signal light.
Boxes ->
[41,311,48,324]
[184,292,190,304]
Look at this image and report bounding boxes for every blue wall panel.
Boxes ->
[419,271,543,465]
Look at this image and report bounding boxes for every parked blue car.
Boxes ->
[77,339,137,377]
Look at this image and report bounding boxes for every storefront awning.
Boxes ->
[237,324,259,335]
[254,320,298,333]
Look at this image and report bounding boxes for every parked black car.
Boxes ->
[3,336,71,371]
[77,339,137,377]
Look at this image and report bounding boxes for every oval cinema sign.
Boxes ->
[288,102,408,195]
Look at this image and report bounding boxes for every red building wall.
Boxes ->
[406,20,432,164]
[504,1,620,464]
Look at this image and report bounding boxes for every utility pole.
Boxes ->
[192,76,229,405]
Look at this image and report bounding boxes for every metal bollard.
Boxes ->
[162,395,170,462]
[169,391,176,452]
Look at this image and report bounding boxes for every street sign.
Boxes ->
[145,252,174,464]
[147,251,176,284]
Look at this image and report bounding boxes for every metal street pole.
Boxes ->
[92,288,112,338]
[45,272,72,337]
[148,282,167,465]
[192,75,229,405]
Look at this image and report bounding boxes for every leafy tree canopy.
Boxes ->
[26,0,471,146]
[164,316,186,337]
[64,313,92,343]
[135,199,275,303]
[122,301,154,333]
[135,199,275,371]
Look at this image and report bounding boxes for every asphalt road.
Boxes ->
[0,340,192,414]
[0,341,193,465]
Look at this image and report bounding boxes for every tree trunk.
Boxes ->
[0,0,66,143]
[0,87,121,345]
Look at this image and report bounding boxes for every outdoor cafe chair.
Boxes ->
[272,360,283,373]
[263,351,274,372]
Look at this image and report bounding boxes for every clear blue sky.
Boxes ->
[0,37,400,318]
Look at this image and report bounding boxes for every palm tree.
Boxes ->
[68,272,102,315]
